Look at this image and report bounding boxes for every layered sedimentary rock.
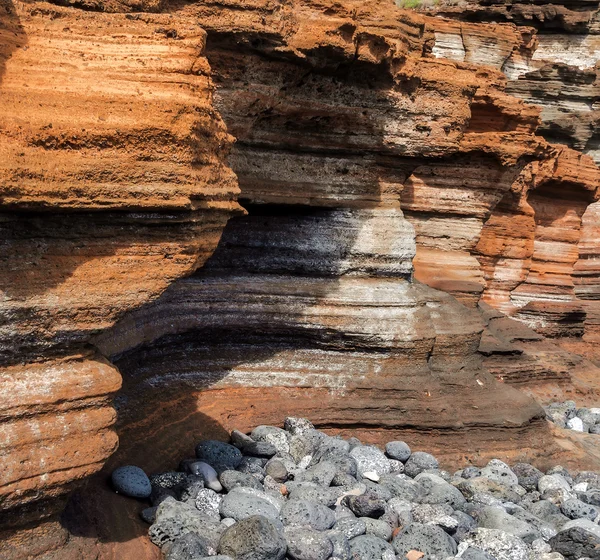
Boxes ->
[91,0,576,495]
[0,0,240,531]
[403,0,600,342]
[1,0,600,557]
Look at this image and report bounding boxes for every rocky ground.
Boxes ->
[111,418,600,560]
[545,402,600,434]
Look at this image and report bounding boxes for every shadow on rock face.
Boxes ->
[61,406,229,549]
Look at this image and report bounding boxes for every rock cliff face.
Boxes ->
[0,0,599,557]
[0,0,240,536]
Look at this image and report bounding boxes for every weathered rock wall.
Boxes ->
[1,0,599,557]
[0,0,240,534]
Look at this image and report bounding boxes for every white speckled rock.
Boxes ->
[462,528,531,560]
[480,460,519,488]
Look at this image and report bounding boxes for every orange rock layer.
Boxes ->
[0,0,599,557]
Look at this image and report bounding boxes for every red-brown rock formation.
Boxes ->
[0,0,240,539]
[0,0,599,557]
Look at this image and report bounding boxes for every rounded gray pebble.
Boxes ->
[361,517,392,541]
[284,526,333,560]
[220,488,280,521]
[560,498,599,521]
[404,451,439,478]
[111,466,151,498]
[334,517,367,540]
[163,532,213,560]
[385,441,411,463]
[349,534,395,559]
[218,515,287,560]
[392,522,458,558]
[195,440,243,472]
[220,469,263,491]
[281,500,336,531]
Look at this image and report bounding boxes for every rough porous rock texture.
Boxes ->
[1,0,600,558]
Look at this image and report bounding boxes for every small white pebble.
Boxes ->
[567,417,585,431]
[297,455,312,469]
[574,482,589,492]
[362,471,380,482]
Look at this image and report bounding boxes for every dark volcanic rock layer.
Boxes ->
[0,0,599,557]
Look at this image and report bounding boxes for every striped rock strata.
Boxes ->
[0,0,599,558]
[0,0,240,539]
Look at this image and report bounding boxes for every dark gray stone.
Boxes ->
[460,548,496,560]
[416,472,466,509]
[220,470,263,492]
[461,466,482,479]
[312,438,351,465]
[511,507,557,541]
[480,459,518,488]
[163,532,213,560]
[575,472,600,490]
[349,534,395,560]
[238,456,267,482]
[378,474,423,502]
[150,486,177,506]
[451,510,477,542]
[242,440,279,457]
[266,459,289,483]
[561,498,599,521]
[361,517,392,541]
[362,481,393,502]
[251,426,290,454]
[404,451,439,478]
[346,491,386,519]
[111,465,152,499]
[334,517,367,540]
[476,506,539,543]
[385,441,411,463]
[281,499,336,531]
[332,472,359,488]
[326,530,352,560]
[457,477,522,503]
[195,440,243,472]
[295,461,337,487]
[581,489,600,507]
[140,506,157,524]
[218,515,287,560]
[179,475,205,502]
[284,527,333,560]
[549,519,600,560]
[231,429,255,448]
[287,482,338,507]
[511,463,544,492]
[150,471,188,490]
[546,466,574,486]
[149,499,223,549]
[392,523,457,558]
